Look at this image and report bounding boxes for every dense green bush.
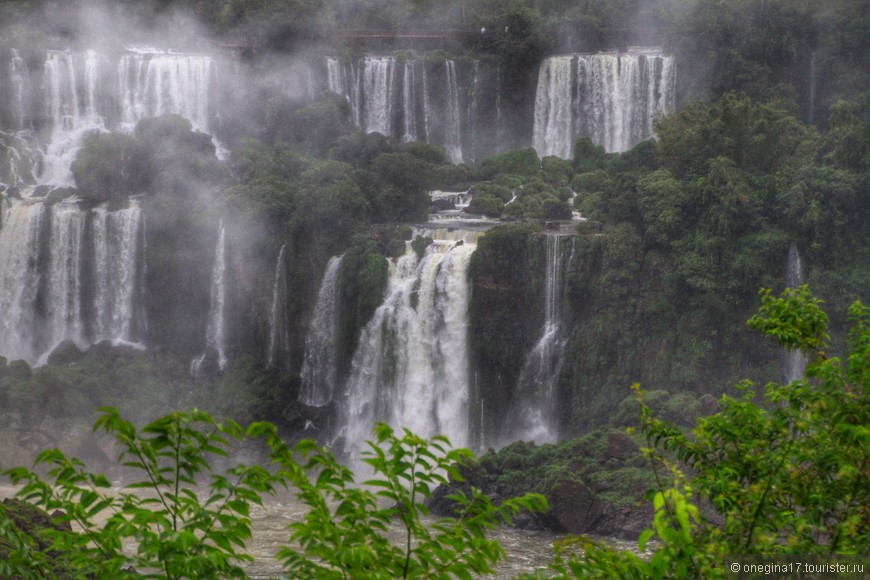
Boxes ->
[517,286,870,578]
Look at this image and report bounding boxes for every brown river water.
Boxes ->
[0,484,637,578]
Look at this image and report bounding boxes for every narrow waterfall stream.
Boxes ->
[299,254,344,406]
[504,235,573,445]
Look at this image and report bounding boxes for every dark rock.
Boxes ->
[547,478,606,534]
[432,198,456,211]
[545,221,560,230]
[33,184,50,197]
[605,431,639,461]
[45,186,77,205]
[47,339,84,366]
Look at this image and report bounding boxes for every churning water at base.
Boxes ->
[299,254,344,407]
[533,51,676,159]
[504,236,574,445]
[342,229,479,455]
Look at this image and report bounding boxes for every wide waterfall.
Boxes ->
[342,229,479,454]
[326,56,466,163]
[504,235,573,445]
[0,199,145,365]
[783,243,809,383]
[533,51,676,159]
[299,254,344,407]
[3,47,221,188]
[118,50,217,136]
[0,46,222,367]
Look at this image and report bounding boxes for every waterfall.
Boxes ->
[118,51,216,135]
[10,49,32,130]
[504,236,572,444]
[0,198,144,365]
[402,61,418,142]
[41,50,109,185]
[44,201,87,353]
[444,60,463,164]
[326,56,470,162]
[205,222,228,370]
[783,243,808,383]
[299,254,344,406]
[533,52,676,159]
[91,200,143,343]
[267,244,290,369]
[0,202,46,363]
[358,56,395,136]
[342,229,480,454]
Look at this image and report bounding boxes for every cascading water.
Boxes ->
[533,51,676,159]
[9,49,32,130]
[326,56,467,163]
[267,244,290,369]
[342,229,479,454]
[443,61,463,164]
[203,222,228,371]
[504,235,573,444]
[299,254,344,407]
[783,243,808,383]
[118,50,217,136]
[0,199,145,365]
[0,202,46,363]
[44,201,88,353]
[91,201,144,343]
[42,50,109,185]
[402,60,419,142]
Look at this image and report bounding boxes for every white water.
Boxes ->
[342,229,480,454]
[91,201,143,342]
[9,49,32,130]
[118,51,217,137]
[205,222,228,370]
[402,60,419,142]
[299,254,344,407]
[45,201,87,352]
[0,198,145,365]
[505,236,573,445]
[41,50,109,185]
[0,203,45,363]
[326,56,465,162]
[533,52,676,159]
[267,244,290,369]
[444,61,463,164]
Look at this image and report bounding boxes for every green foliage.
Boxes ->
[3,410,546,579]
[255,422,547,578]
[481,148,540,180]
[526,287,870,577]
[4,408,277,578]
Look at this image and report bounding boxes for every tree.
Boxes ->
[522,285,870,578]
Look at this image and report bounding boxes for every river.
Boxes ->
[1,484,637,578]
